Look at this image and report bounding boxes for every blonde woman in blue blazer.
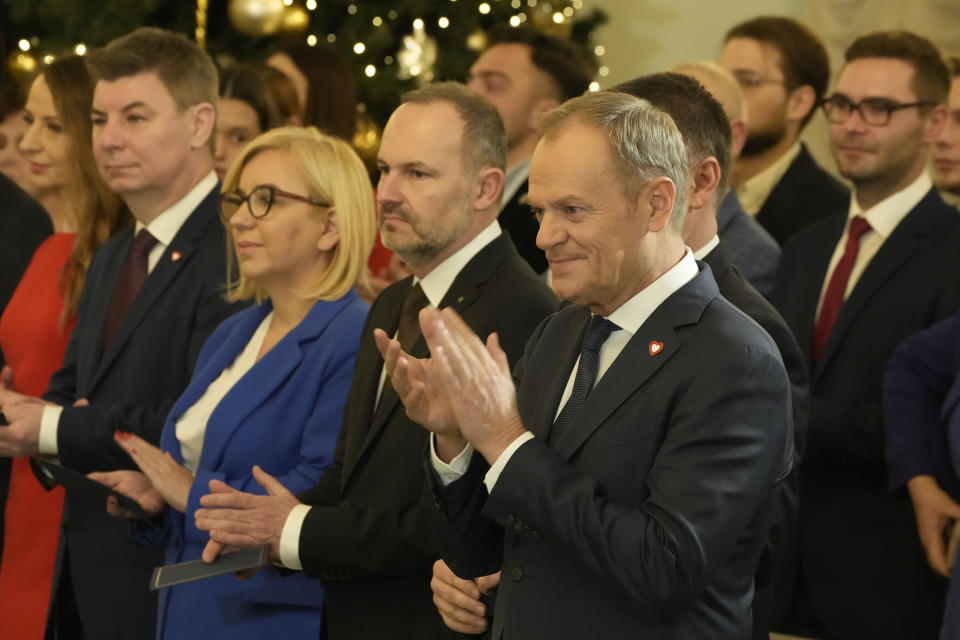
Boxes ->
[91,127,374,639]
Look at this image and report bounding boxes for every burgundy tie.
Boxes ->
[812,215,871,365]
[377,283,429,410]
[103,229,159,350]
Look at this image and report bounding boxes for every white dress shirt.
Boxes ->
[38,171,220,455]
[175,312,271,473]
[501,158,531,210]
[278,220,504,570]
[430,248,699,493]
[814,172,933,320]
[737,142,801,217]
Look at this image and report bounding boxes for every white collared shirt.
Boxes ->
[38,171,221,456]
[692,234,721,261]
[737,142,802,217]
[502,158,531,210]
[430,248,700,492]
[278,220,504,570]
[814,171,933,319]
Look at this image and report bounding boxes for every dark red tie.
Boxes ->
[812,215,871,365]
[103,229,158,350]
[377,283,429,410]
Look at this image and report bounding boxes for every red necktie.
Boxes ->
[103,229,158,350]
[377,282,429,410]
[812,215,871,365]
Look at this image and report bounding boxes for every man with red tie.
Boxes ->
[773,31,960,640]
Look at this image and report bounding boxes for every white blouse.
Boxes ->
[174,312,273,473]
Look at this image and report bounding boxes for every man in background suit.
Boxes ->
[382,91,791,638]
[467,24,593,273]
[774,31,960,640]
[672,60,781,298]
[718,16,849,246]
[193,82,557,639]
[615,72,809,640]
[0,28,242,639]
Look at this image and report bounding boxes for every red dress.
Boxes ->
[0,233,75,638]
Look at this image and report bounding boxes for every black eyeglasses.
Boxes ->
[220,184,329,221]
[820,95,935,126]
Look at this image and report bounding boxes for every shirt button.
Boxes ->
[510,565,524,582]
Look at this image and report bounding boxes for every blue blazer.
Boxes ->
[138,291,367,640]
[885,308,960,502]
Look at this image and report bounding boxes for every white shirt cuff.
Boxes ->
[278,503,311,570]
[429,435,474,486]
[39,405,63,455]
[483,431,535,493]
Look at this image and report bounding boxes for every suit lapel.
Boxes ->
[527,310,589,441]
[78,230,134,392]
[344,235,518,482]
[551,268,718,460]
[814,191,944,382]
[90,188,220,391]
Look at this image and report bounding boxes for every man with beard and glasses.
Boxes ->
[718,16,849,246]
[191,82,558,640]
[774,31,960,640]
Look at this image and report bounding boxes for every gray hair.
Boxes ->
[401,81,507,175]
[540,91,689,232]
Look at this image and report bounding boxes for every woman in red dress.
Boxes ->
[0,56,128,638]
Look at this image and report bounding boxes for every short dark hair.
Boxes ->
[725,16,829,128]
[86,27,218,112]
[275,42,357,140]
[947,54,960,78]
[219,63,286,133]
[486,24,594,101]
[401,82,507,174]
[845,31,950,103]
[613,73,733,202]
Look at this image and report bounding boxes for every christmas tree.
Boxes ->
[1,0,606,134]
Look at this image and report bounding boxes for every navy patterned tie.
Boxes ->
[548,315,619,449]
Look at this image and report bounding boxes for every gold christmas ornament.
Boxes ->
[352,109,381,165]
[279,5,310,36]
[7,51,36,84]
[227,0,286,37]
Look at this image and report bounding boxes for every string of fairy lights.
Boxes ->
[8,0,608,90]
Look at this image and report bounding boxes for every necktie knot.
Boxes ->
[848,215,871,242]
[581,316,618,354]
[133,229,159,257]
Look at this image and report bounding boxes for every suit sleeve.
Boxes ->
[421,315,552,580]
[52,279,244,473]
[884,310,960,491]
[486,341,790,616]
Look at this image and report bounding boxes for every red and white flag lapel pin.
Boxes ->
[171,251,182,262]
[648,340,664,356]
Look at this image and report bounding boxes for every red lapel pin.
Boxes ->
[649,340,664,356]
[171,251,182,262]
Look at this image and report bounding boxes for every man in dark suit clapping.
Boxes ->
[193,82,558,639]
[380,90,792,639]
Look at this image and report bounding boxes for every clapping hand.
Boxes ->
[114,431,194,513]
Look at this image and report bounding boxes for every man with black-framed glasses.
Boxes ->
[773,30,960,640]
